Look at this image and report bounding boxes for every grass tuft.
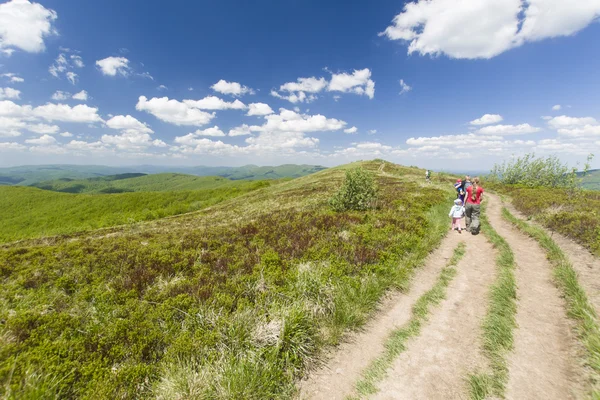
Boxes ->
[503,207,600,396]
[468,202,517,399]
[349,242,466,398]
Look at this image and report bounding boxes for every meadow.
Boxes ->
[0,161,452,399]
[0,180,271,243]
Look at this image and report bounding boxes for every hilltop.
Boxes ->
[581,169,600,190]
[0,164,327,186]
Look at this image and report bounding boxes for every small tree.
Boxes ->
[330,167,378,211]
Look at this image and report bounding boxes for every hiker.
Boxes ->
[448,198,465,233]
[461,175,472,192]
[454,179,465,203]
[465,177,484,234]
[425,169,431,182]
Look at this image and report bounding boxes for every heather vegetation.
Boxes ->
[488,153,600,255]
[0,180,271,243]
[0,161,451,398]
[31,173,255,194]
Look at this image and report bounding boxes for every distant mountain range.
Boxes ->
[0,164,327,186]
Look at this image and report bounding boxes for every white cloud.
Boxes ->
[71,55,84,68]
[136,96,215,126]
[183,96,247,110]
[344,126,358,134]
[280,76,327,93]
[368,129,377,135]
[245,131,319,151]
[66,140,107,152]
[399,79,412,95]
[228,124,252,137]
[66,72,77,85]
[328,68,375,99]
[211,80,255,96]
[477,123,541,135]
[72,90,88,101]
[138,72,154,80]
[51,90,70,101]
[157,85,168,91]
[0,116,25,137]
[1,73,24,83]
[0,87,20,99]
[557,125,600,138]
[25,123,59,134]
[0,141,26,150]
[106,114,153,134]
[25,134,56,145]
[33,103,103,123]
[0,0,57,54]
[96,57,130,76]
[247,102,274,116]
[189,126,226,137]
[270,90,317,104]
[256,108,346,133]
[60,131,73,137]
[547,115,598,129]
[470,114,504,126]
[380,0,600,59]
[552,104,562,111]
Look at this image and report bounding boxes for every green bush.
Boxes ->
[489,153,579,189]
[329,168,378,211]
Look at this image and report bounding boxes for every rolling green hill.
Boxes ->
[0,179,271,242]
[0,161,451,398]
[581,169,600,190]
[0,164,327,186]
[31,173,256,194]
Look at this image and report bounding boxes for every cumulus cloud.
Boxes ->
[256,108,346,133]
[271,68,375,103]
[0,0,57,54]
[25,134,56,145]
[25,123,59,134]
[106,114,153,134]
[51,91,69,101]
[190,126,226,137]
[547,115,598,129]
[399,79,412,95]
[72,90,88,101]
[0,116,26,137]
[211,80,255,96]
[0,141,26,150]
[66,72,77,85]
[60,131,73,137]
[368,129,377,135]
[344,126,358,134]
[183,96,246,110]
[0,87,20,100]
[1,73,24,83]
[380,0,600,59]
[247,102,274,116]
[328,68,375,99]
[470,114,504,126]
[477,123,541,135]
[33,103,103,123]
[552,104,562,111]
[136,96,215,126]
[228,124,252,137]
[96,56,130,76]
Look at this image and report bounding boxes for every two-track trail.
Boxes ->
[485,193,581,399]
[299,192,585,400]
[298,228,466,399]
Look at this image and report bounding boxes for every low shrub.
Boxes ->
[329,167,378,211]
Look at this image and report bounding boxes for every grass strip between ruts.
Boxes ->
[502,207,600,397]
[346,241,467,399]
[468,202,518,400]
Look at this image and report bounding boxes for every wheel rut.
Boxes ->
[371,232,496,400]
[485,193,581,399]
[297,229,465,400]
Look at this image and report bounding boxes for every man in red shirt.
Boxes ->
[465,177,483,234]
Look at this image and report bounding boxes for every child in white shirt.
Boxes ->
[449,198,465,233]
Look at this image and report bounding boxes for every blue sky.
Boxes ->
[1,0,600,170]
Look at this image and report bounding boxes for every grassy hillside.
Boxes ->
[0,180,271,243]
[497,186,600,255]
[0,161,452,398]
[0,164,327,186]
[31,173,255,194]
[581,169,600,190]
